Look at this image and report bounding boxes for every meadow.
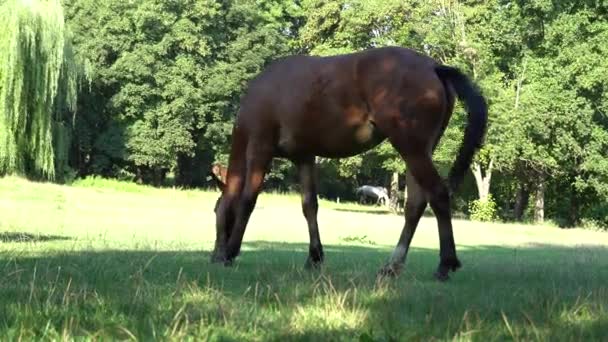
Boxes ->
[0,176,607,341]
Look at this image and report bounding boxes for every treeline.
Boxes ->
[2,0,607,228]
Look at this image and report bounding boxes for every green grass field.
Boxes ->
[1,176,607,341]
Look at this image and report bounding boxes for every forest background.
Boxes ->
[2,0,608,229]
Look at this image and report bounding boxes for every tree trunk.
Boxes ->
[472,159,493,200]
[144,166,167,187]
[136,167,144,184]
[569,192,578,227]
[534,181,545,223]
[390,172,399,211]
[152,167,162,187]
[512,61,529,220]
[176,153,193,188]
[514,183,530,221]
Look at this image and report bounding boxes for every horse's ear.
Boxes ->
[210,165,226,191]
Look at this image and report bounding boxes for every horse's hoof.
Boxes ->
[304,257,323,270]
[434,271,450,282]
[210,251,232,266]
[433,256,461,281]
[210,253,224,264]
[443,256,462,271]
[377,264,401,279]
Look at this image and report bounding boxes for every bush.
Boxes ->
[72,176,151,193]
[581,203,608,231]
[469,195,498,222]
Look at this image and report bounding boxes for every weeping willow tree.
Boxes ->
[0,0,78,180]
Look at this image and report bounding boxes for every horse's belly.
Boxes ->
[278,121,385,158]
[322,123,385,157]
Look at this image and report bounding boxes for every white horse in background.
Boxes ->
[356,185,389,206]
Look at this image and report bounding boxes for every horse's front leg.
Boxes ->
[223,143,273,262]
[211,128,248,265]
[211,194,236,264]
[297,157,324,269]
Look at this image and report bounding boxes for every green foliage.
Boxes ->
[64,0,299,183]
[52,0,608,228]
[0,0,79,180]
[580,202,608,231]
[469,195,498,222]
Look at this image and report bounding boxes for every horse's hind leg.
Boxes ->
[223,140,273,262]
[297,157,324,269]
[379,129,460,280]
[406,153,461,281]
[379,170,427,277]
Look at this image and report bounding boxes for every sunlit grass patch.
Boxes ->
[1,176,607,340]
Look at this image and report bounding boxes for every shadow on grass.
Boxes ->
[333,207,393,215]
[331,207,439,218]
[0,241,607,340]
[0,232,71,243]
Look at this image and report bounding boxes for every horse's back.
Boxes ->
[235,47,447,158]
[255,47,434,81]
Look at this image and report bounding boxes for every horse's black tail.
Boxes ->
[435,65,488,192]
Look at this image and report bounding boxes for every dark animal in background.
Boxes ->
[211,46,487,281]
[356,185,389,206]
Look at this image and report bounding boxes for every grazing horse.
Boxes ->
[356,185,389,206]
[211,47,487,281]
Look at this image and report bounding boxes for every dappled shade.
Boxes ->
[1,241,607,340]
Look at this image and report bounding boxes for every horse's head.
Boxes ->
[210,164,226,213]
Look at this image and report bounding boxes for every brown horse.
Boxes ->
[211,47,487,281]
